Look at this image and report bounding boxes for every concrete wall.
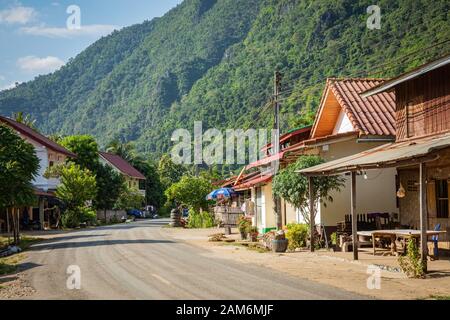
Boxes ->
[97,210,127,223]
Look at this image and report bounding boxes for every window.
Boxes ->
[435,180,449,218]
[49,161,54,167]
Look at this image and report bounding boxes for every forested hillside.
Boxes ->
[0,0,449,158]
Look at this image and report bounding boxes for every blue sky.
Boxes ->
[0,0,182,91]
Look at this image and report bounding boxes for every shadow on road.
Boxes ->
[29,239,175,251]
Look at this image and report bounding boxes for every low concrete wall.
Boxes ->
[97,210,126,223]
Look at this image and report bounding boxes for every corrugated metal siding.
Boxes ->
[396,64,450,141]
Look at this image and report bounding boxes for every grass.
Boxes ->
[0,236,43,277]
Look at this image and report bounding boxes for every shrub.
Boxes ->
[237,216,251,233]
[286,223,309,250]
[330,232,338,246]
[80,207,97,225]
[187,208,215,229]
[61,207,97,228]
[398,238,426,278]
[61,209,81,228]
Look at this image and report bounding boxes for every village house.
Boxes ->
[99,151,146,196]
[0,115,76,230]
[300,55,450,265]
[230,78,399,236]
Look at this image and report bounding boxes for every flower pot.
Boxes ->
[240,231,248,240]
[250,233,258,242]
[271,239,288,253]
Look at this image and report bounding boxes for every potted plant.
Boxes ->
[247,226,259,242]
[237,216,250,240]
[271,230,288,253]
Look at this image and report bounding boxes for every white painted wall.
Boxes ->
[332,110,354,134]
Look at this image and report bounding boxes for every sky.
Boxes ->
[0,0,183,91]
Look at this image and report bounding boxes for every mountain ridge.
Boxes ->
[1,0,448,158]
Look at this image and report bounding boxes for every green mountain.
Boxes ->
[1,0,449,158]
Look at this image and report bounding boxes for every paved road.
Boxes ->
[22,219,366,299]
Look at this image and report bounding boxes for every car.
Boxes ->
[127,209,144,219]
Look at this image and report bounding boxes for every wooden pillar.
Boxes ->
[351,171,358,260]
[419,162,428,272]
[308,176,315,252]
[39,197,45,230]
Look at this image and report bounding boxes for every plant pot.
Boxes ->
[250,233,258,242]
[271,239,288,253]
[240,231,248,240]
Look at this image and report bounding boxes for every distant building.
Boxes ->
[99,152,146,197]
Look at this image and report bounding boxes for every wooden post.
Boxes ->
[419,162,428,272]
[308,176,315,252]
[39,197,45,230]
[351,171,358,260]
[6,207,10,245]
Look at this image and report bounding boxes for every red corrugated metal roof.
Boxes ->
[0,116,76,157]
[234,173,273,190]
[329,78,396,136]
[99,152,146,180]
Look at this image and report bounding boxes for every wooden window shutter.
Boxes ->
[427,180,436,218]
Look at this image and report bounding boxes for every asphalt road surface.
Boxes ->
[22,219,366,300]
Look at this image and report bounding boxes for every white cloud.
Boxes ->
[0,82,19,91]
[0,6,36,24]
[17,56,65,74]
[21,24,119,38]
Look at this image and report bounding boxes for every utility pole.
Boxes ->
[273,70,282,230]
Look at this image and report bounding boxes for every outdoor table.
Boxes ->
[357,229,447,256]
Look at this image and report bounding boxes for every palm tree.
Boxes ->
[106,139,142,164]
[12,112,38,130]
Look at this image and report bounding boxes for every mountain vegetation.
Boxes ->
[0,0,448,160]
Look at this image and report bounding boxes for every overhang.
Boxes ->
[298,132,450,176]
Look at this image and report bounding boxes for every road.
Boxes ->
[22,219,366,299]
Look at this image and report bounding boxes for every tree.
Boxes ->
[158,154,186,189]
[106,139,141,164]
[133,160,165,208]
[56,163,97,227]
[165,175,213,211]
[11,111,38,131]
[0,124,40,244]
[272,155,344,225]
[94,164,125,220]
[114,187,145,211]
[61,135,99,171]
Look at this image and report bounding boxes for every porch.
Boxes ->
[299,133,450,271]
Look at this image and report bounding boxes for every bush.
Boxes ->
[61,207,97,228]
[286,223,309,250]
[80,207,97,225]
[61,209,81,228]
[330,232,338,246]
[398,238,426,278]
[187,208,215,229]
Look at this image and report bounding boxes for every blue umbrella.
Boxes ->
[206,188,236,200]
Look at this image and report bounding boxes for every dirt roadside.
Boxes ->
[162,227,450,300]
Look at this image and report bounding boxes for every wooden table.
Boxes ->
[357,230,446,256]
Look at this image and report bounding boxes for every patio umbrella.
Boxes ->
[206,188,236,200]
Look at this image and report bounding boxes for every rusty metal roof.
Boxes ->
[329,78,396,136]
[361,54,450,98]
[298,132,450,176]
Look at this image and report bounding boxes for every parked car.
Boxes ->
[127,209,144,219]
